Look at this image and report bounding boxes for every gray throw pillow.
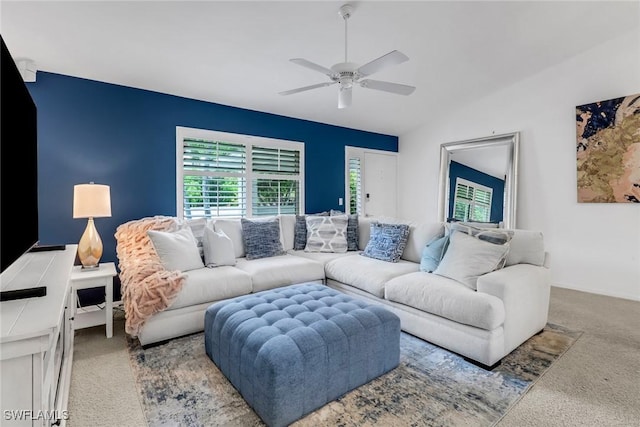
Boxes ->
[362,223,410,263]
[241,218,285,260]
[304,215,348,253]
[293,215,307,250]
[330,210,359,251]
[433,230,510,290]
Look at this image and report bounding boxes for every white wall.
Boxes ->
[398,29,640,301]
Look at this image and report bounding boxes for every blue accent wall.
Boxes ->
[448,161,505,223]
[27,72,397,265]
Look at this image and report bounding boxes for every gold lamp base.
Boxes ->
[78,217,103,269]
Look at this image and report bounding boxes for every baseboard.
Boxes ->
[551,283,639,302]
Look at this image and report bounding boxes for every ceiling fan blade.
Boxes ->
[279,81,336,96]
[338,86,352,109]
[359,79,416,95]
[357,50,409,77]
[290,58,336,77]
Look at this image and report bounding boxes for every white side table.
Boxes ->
[70,262,117,338]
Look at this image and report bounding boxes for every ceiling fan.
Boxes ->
[279,3,416,109]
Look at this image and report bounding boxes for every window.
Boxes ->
[453,178,492,222]
[177,127,304,219]
[348,157,362,215]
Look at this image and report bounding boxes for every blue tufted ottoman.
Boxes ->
[204,283,400,427]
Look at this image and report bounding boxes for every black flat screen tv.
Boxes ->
[1,35,39,273]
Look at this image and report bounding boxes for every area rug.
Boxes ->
[127,323,581,427]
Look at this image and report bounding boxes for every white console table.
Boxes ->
[0,245,77,427]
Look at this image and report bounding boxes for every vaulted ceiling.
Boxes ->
[1,1,638,135]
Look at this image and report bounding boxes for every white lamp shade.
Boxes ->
[73,183,112,218]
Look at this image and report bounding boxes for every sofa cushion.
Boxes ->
[235,254,325,292]
[402,222,445,263]
[433,230,510,290]
[278,214,296,252]
[384,272,505,330]
[241,217,286,260]
[357,216,378,250]
[305,215,349,253]
[147,226,204,272]
[288,250,358,266]
[505,229,545,267]
[168,266,252,310]
[325,255,419,298]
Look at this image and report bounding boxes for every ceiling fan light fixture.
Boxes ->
[279,3,416,108]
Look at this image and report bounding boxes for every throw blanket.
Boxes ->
[115,216,186,337]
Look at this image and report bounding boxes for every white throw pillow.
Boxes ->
[433,230,510,290]
[305,215,348,253]
[213,219,245,258]
[202,226,237,267]
[147,226,204,272]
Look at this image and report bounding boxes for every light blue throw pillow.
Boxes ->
[420,234,449,272]
[362,223,410,263]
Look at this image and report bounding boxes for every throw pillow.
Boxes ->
[241,217,285,260]
[213,219,245,259]
[305,215,349,253]
[147,226,204,272]
[450,222,513,268]
[330,210,359,251]
[293,215,307,250]
[450,222,513,245]
[202,226,236,267]
[433,230,510,290]
[362,222,410,263]
[182,217,207,259]
[293,212,332,251]
[419,234,450,273]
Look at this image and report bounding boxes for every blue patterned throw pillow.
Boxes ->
[362,223,410,263]
[241,218,285,260]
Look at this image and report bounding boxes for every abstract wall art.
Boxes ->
[576,93,640,203]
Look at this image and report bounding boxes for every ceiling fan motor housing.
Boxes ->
[331,62,359,88]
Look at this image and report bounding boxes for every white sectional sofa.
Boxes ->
[117,214,550,368]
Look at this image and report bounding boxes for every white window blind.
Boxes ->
[177,127,304,219]
[348,157,362,215]
[251,146,301,216]
[453,178,492,222]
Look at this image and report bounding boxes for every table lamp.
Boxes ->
[73,182,111,269]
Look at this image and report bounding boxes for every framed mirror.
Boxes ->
[437,132,519,229]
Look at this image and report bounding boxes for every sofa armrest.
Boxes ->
[477,264,551,354]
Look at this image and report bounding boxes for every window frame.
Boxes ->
[176,126,305,219]
[452,177,493,222]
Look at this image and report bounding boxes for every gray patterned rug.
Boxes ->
[127,323,581,427]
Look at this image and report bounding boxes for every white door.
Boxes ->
[363,151,398,217]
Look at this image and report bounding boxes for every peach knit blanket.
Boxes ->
[114,216,186,337]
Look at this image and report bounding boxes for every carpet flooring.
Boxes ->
[126,323,580,427]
